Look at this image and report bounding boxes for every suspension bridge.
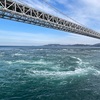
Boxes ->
[0,0,100,39]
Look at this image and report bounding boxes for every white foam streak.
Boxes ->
[71,56,82,65]
[5,60,52,65]
[92,69,100,76]
[26,66,100,79]
[12,53,27,57]
[27,68,89,78]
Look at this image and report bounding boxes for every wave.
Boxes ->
[3,55,100,78]
[91,68,100,76]
[26,67,100,80]
[26,67,95,78]
[57,56,84,72]
[5,61,13,65]
[5,59,52,65]
[12,53,27,57]
[70,56,82,64]
[15,60,52,65]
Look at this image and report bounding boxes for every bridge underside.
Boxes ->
[0,0,100,39]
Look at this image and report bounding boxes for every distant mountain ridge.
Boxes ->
[43,43,100,47]
[0,43,100,47]
[93,43,100,46]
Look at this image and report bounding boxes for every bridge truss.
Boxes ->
[0,0,100,39]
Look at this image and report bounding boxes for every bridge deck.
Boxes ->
[0,0,100,39]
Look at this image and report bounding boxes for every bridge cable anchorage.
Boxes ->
[41,0,93,29]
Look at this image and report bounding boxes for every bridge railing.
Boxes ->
[0,0,100,39]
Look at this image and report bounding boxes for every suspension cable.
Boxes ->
[41,0,87,27]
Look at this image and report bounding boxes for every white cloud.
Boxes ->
[59,0,100,31]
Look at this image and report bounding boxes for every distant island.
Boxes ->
[43,43,100,47]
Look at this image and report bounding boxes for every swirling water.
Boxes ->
[0,47,100,100]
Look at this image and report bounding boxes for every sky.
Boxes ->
[0,0,100,46]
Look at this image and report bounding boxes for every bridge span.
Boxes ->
[0,0,100,39]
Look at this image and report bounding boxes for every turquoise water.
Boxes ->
[0,47,100,100]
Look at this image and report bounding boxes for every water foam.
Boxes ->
[5,59,52,65]
[12,53,26,57]
[5,61,13,64]
[26,60,100,79]
[91,68,100,76]
[26,67,91,79]
[71,56,82,65]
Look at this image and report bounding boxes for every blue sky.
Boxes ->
[0,0,100,46]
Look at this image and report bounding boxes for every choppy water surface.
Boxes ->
[0,47,100,100]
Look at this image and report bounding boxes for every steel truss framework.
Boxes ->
[0,0,100,39]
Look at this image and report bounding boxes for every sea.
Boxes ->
[0,46,100,100]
